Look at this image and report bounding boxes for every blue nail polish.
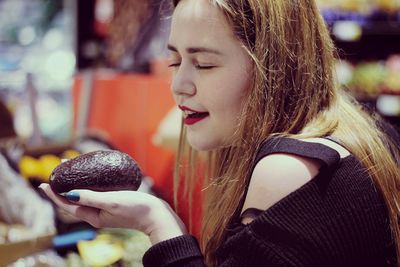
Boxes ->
[65,192,80,202]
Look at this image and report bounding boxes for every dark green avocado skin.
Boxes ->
[49,150,143,193]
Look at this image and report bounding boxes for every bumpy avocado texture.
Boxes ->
[49,150,143,193]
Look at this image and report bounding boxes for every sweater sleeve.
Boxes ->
[142,231,295,267]
[142,235,205,267]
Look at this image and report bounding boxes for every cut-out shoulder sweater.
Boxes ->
[143,127,399,267]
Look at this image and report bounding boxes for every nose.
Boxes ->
[171,65,196,97]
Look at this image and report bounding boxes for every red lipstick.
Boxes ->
[179,105,209,125]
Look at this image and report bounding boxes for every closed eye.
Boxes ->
[168,63,181,68]
[168,63,215,70]
[195,65,215,70]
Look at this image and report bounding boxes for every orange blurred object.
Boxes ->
[72,72,175,180]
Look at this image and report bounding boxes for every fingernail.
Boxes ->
[65,191,80,202]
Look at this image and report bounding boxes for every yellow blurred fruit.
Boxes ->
[39,154,61,182]
[61,149,81,160]
[19,156,41,179]
[77,237,124,266]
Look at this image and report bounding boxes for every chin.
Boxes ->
[187,137,220,151]
[189,143,216,152]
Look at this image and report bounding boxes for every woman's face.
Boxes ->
[168,0,252,151]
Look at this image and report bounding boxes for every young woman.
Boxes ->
[40,0,400,266]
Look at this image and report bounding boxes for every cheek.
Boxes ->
[224,95,246,129]
[219,78,249,115]
[220,82,250,129]
[207,87,247,135]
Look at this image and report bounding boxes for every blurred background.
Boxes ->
[0,0,399,266]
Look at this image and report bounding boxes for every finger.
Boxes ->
[39,183,79,210]
[39,184,102,227]
[64,189,131,212]
[39,183,119,212]
[39,184,93,216]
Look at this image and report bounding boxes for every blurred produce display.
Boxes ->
[317,0,400,41]
[317,0,400,15]
[18,149,80,183]
[0,223,45,243]
[0,0,75,143]
[67,229,151,267]
[0,0,74,85]
[336,55,400,118]
[0,223,151,267]
[336,54,400,96]
[0,223,64,267]
[316,0,400,125]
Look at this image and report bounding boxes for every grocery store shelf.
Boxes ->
[376,94,400,116]
[332,21,400,38]
[353,94,400,128]
[322,10,400,38]
[361,22,400,35]
[322,10,400,24]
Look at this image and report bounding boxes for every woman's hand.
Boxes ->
[39,183,187,245]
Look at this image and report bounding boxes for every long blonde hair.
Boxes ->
[172,0,400,266]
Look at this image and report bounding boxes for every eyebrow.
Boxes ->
[167,44,223,55]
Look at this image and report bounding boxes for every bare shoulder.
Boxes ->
[240,152,321,223]
[240,137,351,224]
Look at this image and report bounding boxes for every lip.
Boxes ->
[178,105,202,113]
[183,115,209,125]
[179,105,209,125]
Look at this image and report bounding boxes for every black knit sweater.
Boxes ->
[143,131,399,266]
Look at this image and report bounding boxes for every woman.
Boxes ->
[40,0,400,266]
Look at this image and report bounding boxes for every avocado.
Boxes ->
[49,150,143,193]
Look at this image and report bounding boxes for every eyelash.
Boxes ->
[167,63,215,70]
[168,63,180,68]
[196,65,214,70]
